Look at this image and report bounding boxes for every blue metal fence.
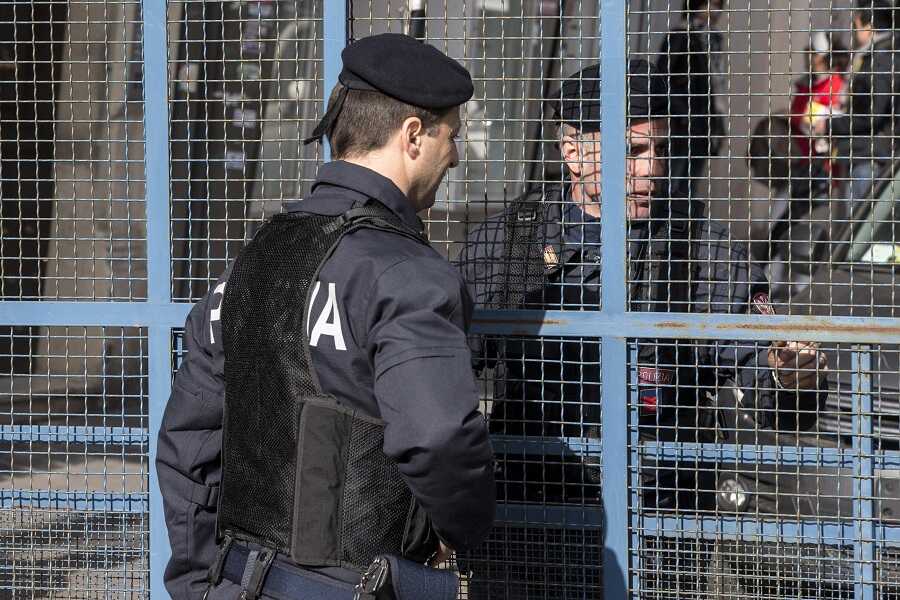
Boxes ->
[0,0,897,598]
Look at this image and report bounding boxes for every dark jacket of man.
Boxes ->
[831,32,900,162]
[457,189,822,504]
[157,160,496,599]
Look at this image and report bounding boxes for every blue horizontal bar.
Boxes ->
[0,301,192,328]
[491,435,601,457]
[495,502,603,529]
[639,514,900,545]
[645,442,900,469]
[496,503,900,543]
[1,303,897,344]
[473,309,900,344]
[0,425,147,446]
[1,490,148,513]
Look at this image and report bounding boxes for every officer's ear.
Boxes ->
[401,116,425,158]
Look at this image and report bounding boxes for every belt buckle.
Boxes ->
[353,556,390,600]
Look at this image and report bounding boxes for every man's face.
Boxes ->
[414,109,461,211]
[561,118,667,221]
[625,119,667,220]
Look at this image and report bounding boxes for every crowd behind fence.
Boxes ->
[1,0,899,598]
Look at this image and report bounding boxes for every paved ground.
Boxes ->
[0,380,148,599]
[0,508,148,599]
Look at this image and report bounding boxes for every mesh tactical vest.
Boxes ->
[218,201,439,570]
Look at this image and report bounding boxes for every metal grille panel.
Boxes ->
[3,0,900,598]
[1,1,147,302]
[168,0,324,301]
[0,326,148,597]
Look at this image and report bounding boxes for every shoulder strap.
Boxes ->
[324,202,429,245]
[502,188,549,308]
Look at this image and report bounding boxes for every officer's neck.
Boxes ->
[344,153,410,193]
[569,180,602,219]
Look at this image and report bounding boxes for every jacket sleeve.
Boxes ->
[156,280,228,600]
[695,237,823,428]
[367,256,496,551]
[831,47,897,139]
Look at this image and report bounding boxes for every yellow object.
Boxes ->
[803,101,830,125]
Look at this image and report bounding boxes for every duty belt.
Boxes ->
[205,538,458,600]
[221,544,361,600]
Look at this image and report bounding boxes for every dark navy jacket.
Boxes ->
[457,192,821,440]
[157,161,495,599]
[831,33,900,162]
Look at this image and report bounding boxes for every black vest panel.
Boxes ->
[219,203,438,570]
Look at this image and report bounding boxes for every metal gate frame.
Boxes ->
[0,0,897,598]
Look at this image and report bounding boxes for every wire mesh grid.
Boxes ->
[348,0,601,261]
[626,0,900,316]
[463,333,603,599]
[168,0,324,301]
[626,339,900,598]
[329,0,900,598]
[4,0,900,597]
[0,1,147,303]
[0,326,149,598]
[622,1,900,596]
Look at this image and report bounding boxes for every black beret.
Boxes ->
[304,33,473,145]
[552,59,671,133]
[340,33,473,109]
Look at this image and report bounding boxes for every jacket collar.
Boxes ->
[305,160,423,231]
[542,185,654,271]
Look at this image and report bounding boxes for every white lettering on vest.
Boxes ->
[308,282,347,351]
[307,281,321,336]
[209,281,227,344]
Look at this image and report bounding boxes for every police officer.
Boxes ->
[157,33,495,600]
[457,59,828,598]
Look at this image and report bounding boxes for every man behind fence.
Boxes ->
[157,33,495,600]
[457,59,829,598]
[830,0,900,203]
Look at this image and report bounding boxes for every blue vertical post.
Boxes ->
[599,0,629,597]
[628,344,642,597]
[852,348,875,600]
[141,0,172,596]
[322,0,348,161]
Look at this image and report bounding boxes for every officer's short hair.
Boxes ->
[326,84,453,159]
[856,0,897,30]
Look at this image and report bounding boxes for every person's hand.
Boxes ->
[429,542,454,567]
[811,116,828,136]
[767,340,828,389]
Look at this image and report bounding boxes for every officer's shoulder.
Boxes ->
[343,227,462,282]
[456,208,513,266]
